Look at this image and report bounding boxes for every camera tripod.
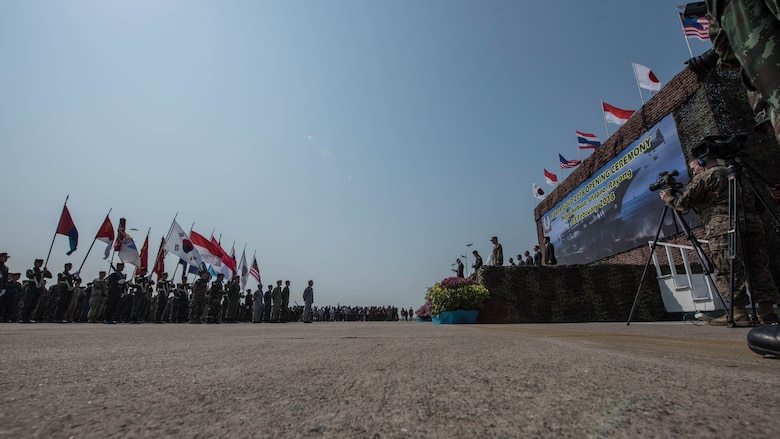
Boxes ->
[721,157,780,326]
[627,189,726,325]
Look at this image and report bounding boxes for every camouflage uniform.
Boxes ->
[88,275,108,323]
[665,165,780,306]
[707,0,780,143]
[189,276,208,324]
[225,278,240,322]
[270,282,282,322]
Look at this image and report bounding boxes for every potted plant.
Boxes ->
[416,301,433,322]
[425,277,490,324]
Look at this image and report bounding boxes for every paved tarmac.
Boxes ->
[1,321,778,438]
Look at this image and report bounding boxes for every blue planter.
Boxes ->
[432,310,480,324]
[417,317,432,322]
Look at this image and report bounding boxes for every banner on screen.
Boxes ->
[541,114,697,265]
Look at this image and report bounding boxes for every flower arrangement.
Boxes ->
[416,301,433,319]
[425,277,490,315]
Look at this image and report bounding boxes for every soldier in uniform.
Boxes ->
[661,156,780,326]
[270,280,283,322]
[207,273,224,323]
[55,263,76,323]
[130,267,150,324]
[252,285,263,323]
[225,275,241,323]
[490,237,504,266]
[19,259,52,323]
[263,284,273,322]
[189,270,209,324]
[177,274,190,323]
[88,270,108,323]
[281,280,291,322]
[303,280,314,323]
[471,250,483,272]
[0,253,9,318]
[104,263,127,324]
[155,272,171,323]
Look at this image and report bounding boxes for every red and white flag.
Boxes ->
[95,214,114,259]
[189,231,222,268]
[633,62,661,93]
[602,102,635,126]
[249,257,261,285]
[544,168,558,186]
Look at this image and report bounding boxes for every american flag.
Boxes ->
[559,153,582,169]
[249,256,261,285]
[576,130,601,150]
[679,12,709,41]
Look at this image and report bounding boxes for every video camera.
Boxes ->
[692,133,748,161]
[649,170,684,192]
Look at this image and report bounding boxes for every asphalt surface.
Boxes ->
[1,320,778,438]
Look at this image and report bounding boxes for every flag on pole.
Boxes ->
[56,205,79,255]
[632,62,661,93]
[152,236,166,278]
[114,218,127,252]
[211,237,236,276]
[678,3,710,41]
[559,153,582,169]
[249,257,261,285]
[532,183,546,200]
[602,102,635,126]
[118,236,141,266]
[95,214,114,259]
[135,233,149,275]
[165,220,202,269]
[576,131,601,150]
[544,168,558,186]
[238,250,249,290]
[190,231,223,267]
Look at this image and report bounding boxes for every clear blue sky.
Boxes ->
[0,1,712,309]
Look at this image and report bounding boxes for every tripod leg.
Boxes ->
[627,206,669,325]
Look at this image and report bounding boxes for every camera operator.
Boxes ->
[659,155,780,326]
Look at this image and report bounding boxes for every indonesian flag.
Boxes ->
[532,183,546,200]
[56,205,79,256]
[190,231,223,268]
[211,237,236,276]
[544,168,558,186]
[633,62,661,93]
[602,102,635,126]
[249,257,261,285]
[95,214,114,259]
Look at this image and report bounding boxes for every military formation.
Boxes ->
[0,253,407,324]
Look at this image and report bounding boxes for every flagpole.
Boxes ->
[631,61,646,105]
[602,101,610,138]
[44,194,69,272]
[677,7,694,58]
[77,208,112,274]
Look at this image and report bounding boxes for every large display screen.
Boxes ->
[542,114,696,265]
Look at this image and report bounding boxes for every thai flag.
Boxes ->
[576,131,601,150]
[559,154,582,169]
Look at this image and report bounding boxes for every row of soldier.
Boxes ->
[1,254,404,324]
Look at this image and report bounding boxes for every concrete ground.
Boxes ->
[1,321,778,438]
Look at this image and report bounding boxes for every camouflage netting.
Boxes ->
[474,265,666,323]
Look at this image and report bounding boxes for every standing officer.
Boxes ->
[281,280,291,322]
[270,280,283,322]
[302,280,314,323]
[208,273,224,323]
[490,237,504,266]
[155,272,171,323]
[20,259,52,323]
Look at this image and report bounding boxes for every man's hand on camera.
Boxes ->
[659,190,671,202]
